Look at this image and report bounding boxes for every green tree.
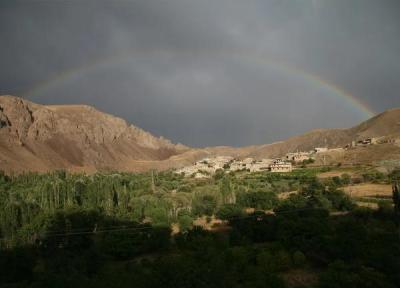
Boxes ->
[220,176,234,204]
[237,191,278,210]
[178,211,194,232]
[216,204,244,221]
[392,182,400,214]
[192,195,217,216]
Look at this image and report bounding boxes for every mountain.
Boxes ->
[0,95,188,173]
[0,95,399,173]
[246,108,400,159]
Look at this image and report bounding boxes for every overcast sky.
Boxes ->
[1,0,399,147]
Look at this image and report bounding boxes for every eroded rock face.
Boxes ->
[0,96,36,139]
[0,109,10,128]
[28,107,57,140]
[0,95,188,172]
[0,96,178,146]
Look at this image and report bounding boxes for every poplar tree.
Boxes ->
[393,182,400,214]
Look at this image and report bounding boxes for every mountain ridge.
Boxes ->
[0,95,188,172]
[0,95,399,173]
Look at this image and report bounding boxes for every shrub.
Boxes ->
[274,194,308,213]
[257,249,292,272]
[332,176,342,186]
[274,250,292,271]
[192,195,217,216]
[325,189,356,211]
[148,207,170,227]
[237,191,278,210]
[362,171,386,183]
[341,173,351,185]
[178,214,194,232]
[302,158,315,165]
[214,169,225,180]
[319,261,395,288]
[292,250,306,267]
[216,204,244,221]
[389,169,400,181]
[377,201,392,215]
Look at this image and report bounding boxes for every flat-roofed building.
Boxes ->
[286,152,312,163]
[270,159,293,173]
[230,161,247,171]
[249,159,274,172]
[314,147,328,153]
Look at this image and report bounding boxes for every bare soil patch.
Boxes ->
[356,202,379,209]
[278,191,298,199]
[193,216,229,232]
[317,169,356,179]
[281,269,319,288]
[343,183,392,198]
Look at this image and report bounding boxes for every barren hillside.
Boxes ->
[0,95,188,173]
[0,95,399,173]
[246,108,400,159]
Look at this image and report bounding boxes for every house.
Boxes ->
[286,152,312,163]
[314,147,328,153]
[230,161,247,171]
[353,137,378,146]
[362,138,377,145]
[194,172,209,179]
[176,156,233,177]
[270,159,293,173]
[176,156,293,177]
[249,159,274,172]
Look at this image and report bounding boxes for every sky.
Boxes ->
[0,0,399,147]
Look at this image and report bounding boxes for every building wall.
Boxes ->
[270,162,292,173]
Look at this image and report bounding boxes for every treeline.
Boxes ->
[0,168,359,245]
[0,170,191,243]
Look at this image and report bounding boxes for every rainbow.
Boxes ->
[24,49,375,118]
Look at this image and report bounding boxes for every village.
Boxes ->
[175,136,391,178]
[175,150,317,178]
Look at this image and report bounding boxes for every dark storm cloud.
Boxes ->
[0,0,399,147]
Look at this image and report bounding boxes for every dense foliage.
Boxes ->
[0,168,346,244]
[0,168,399,287]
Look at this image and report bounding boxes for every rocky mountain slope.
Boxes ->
[246,108,400,159]
[0,95,399,173]
[0,95,188,172]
